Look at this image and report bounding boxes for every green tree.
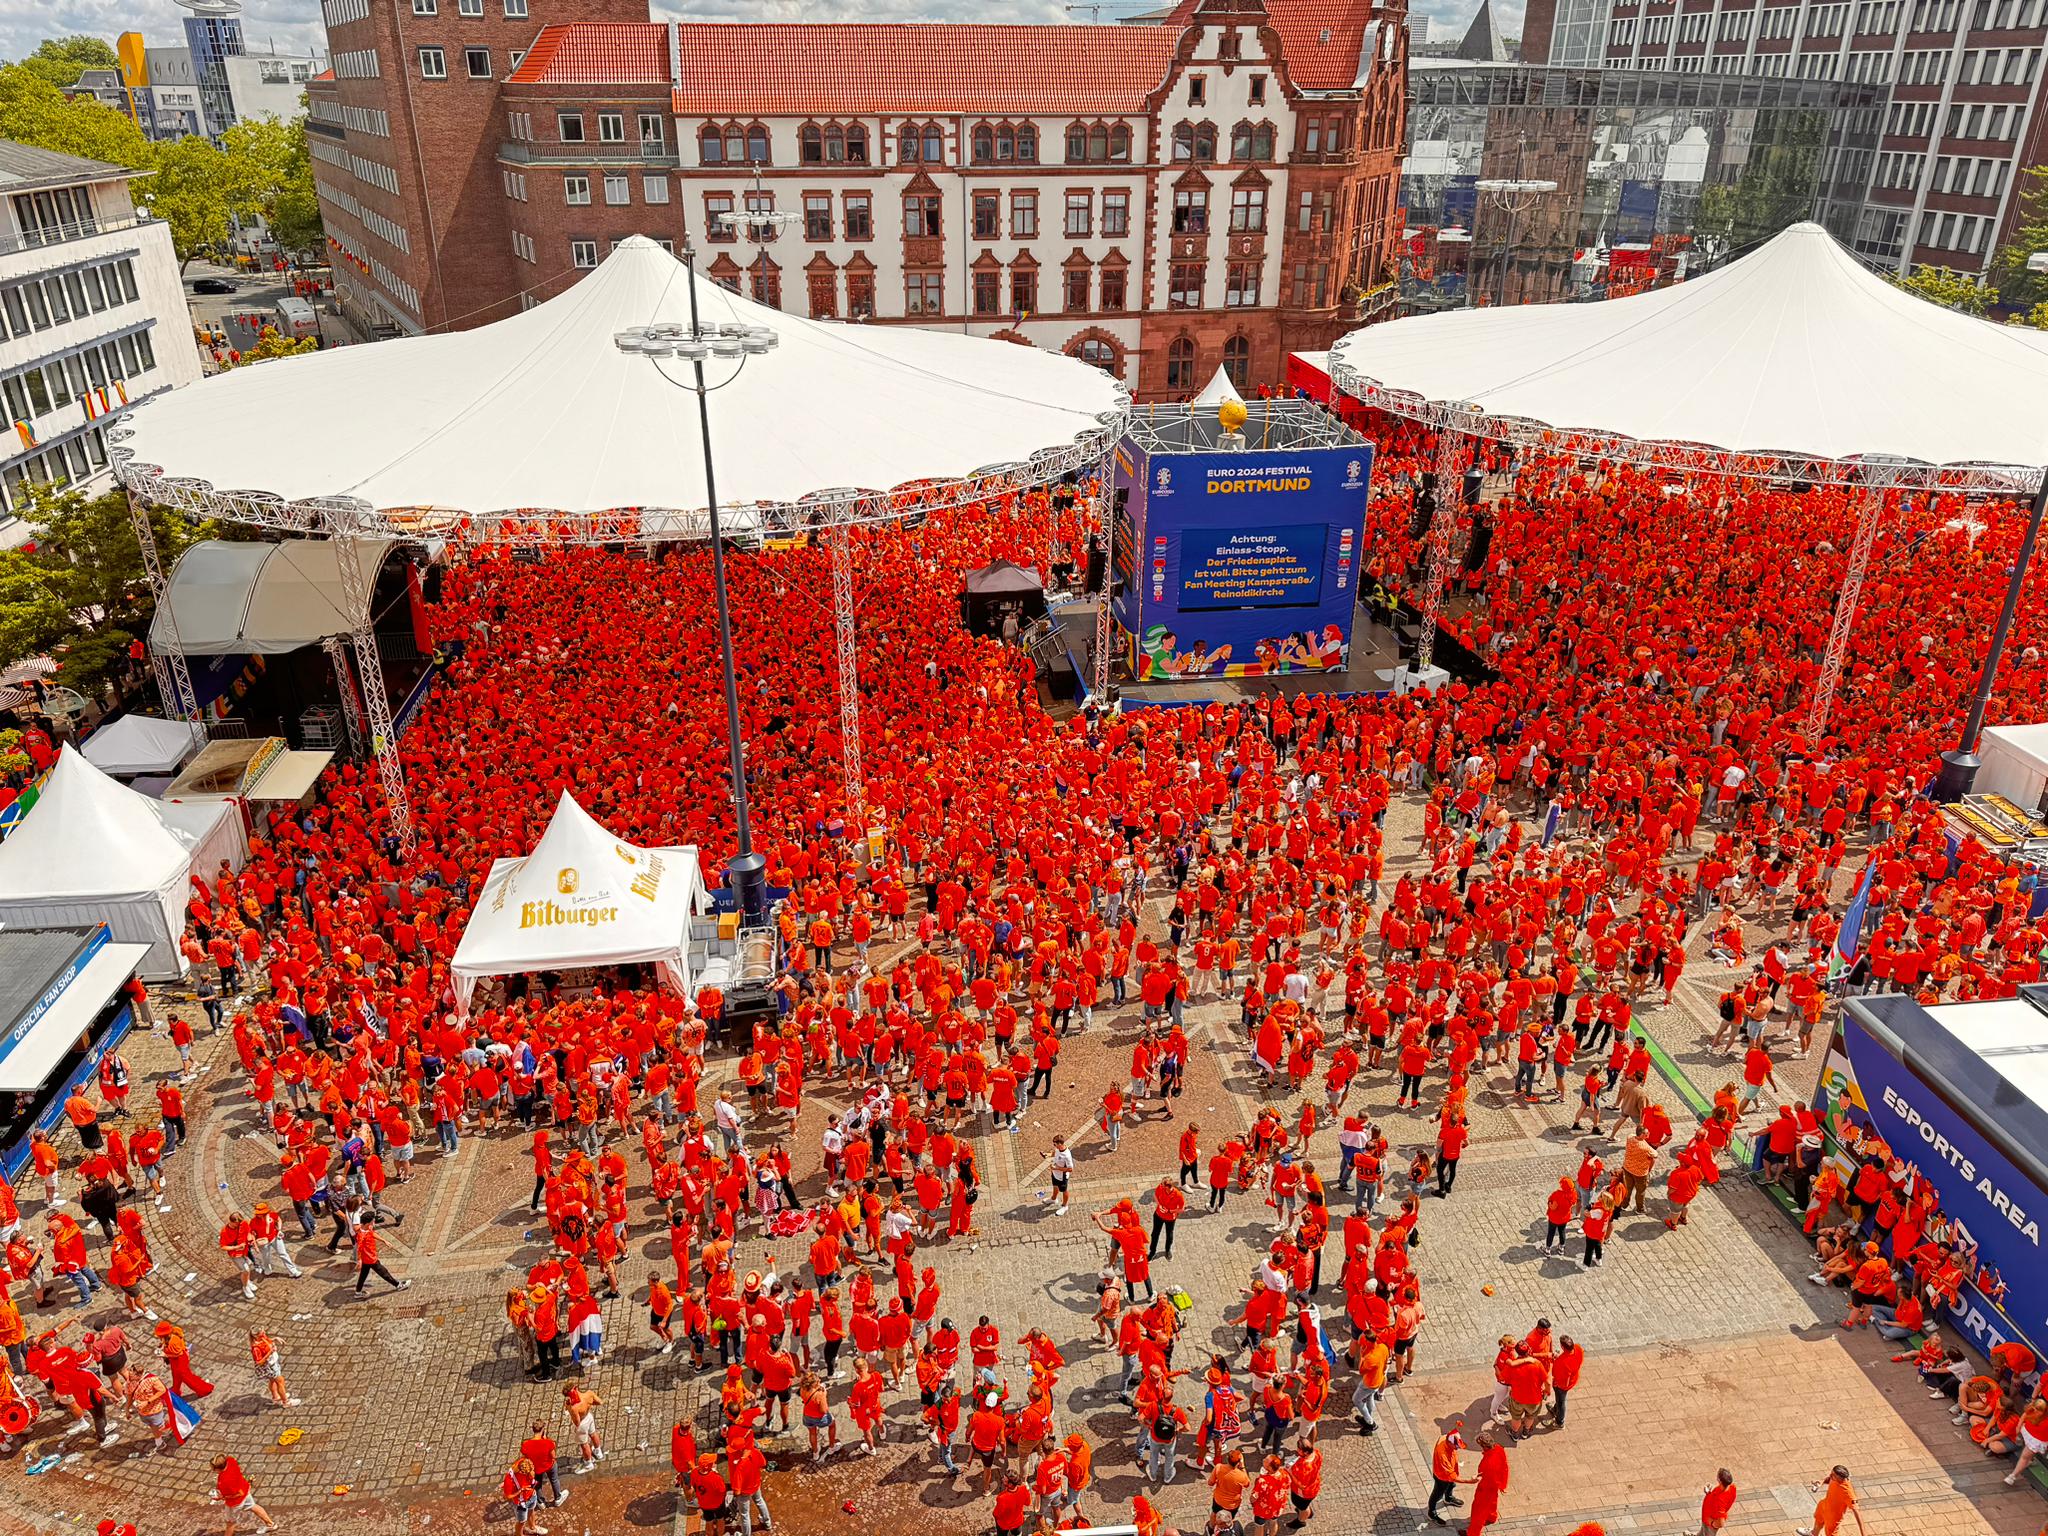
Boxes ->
[13,37,119,90]
[1886,265,1990,315]
[221,115,323,254]
[22,482,213,630]
[1994,164,2048,309]
[52,626,134,694]
[2016,299,2048,330]
[221,325,319,368]
[0,550,75,669]
[0,64,152,169]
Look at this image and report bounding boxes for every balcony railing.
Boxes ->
[0,214,152,261]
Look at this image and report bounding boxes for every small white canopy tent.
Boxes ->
[1329,221,2048,471]
[115,237,1128,523]
[81,715,208,777]
[1191,366,1246,409]
[148,538,397,656]
[1974,724,2048,811]
[0,746,247,978]
[450,791,707,1017]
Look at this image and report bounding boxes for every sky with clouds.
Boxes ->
[0,0,1518,71]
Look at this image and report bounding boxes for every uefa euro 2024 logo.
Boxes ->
[1344,459,1364,489]
[1155,466,1173,497]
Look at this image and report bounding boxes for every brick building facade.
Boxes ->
[309,0,1407,398]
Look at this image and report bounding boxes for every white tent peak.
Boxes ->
[81,715,207,777]
[0,745,194,897]
[1330,219,2048,471]
[1191,366,1246,409]
[115,237,1130,524]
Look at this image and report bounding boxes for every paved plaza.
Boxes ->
[0,795,2039,1536]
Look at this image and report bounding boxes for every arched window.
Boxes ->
[1194,123,1216,160]
[900,123,920,162]
[973,125,995,163]
[1076,337,1116,370]
[724,125,745,163]
[1066,123,1089,163]
[1223,334,1250,388]
[1252,123,1274,159]
[1232,122,1253,160]
[923,123,943,163]
[1017,125,1037,162]
[825,123,845,162]
[846,125,868,163]
[1088,125,1109,161]
[996,125,1014,161]
[1110,125,1131,162]
[747,125,769,163]
[800,124,824,163]
[700,126,724,163]
[1166,336,1196,391]
[1173,123,1193,161]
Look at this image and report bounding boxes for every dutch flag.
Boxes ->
[168,1392,203,1445]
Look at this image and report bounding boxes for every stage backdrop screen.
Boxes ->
[1118,442,1370,683]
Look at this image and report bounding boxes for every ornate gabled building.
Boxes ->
[308,0,1406,397]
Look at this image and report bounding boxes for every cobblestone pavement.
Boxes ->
[0,793,2036,1536]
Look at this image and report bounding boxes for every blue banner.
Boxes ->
[1830,1022,2047,1360]
[1617,180,1661,241]
[1114,443,1370,682]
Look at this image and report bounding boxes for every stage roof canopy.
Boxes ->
[148,538,397,655]
[1329,221,2048,482]
[80,715,207,776]
[115,237,1128,535]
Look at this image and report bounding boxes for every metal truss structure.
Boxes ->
[1089,440,1119,707]
[126,491,199,725]
[321,635,368,758]
[1325,358,2048,716]
[112,401,1131,854]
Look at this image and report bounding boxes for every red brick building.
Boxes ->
[309,0,1407,397]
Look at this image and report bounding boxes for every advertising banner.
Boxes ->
[1822,1024,2047,1360]
[1120,444,1369,682]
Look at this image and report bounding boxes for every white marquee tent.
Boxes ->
[115,236,1129,524]
[0,746,247,978]
[1329,221,2048,474]
[80,715,208,777]
[450,791,707,1016]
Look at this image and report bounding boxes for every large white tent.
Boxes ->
[450,791,707,1016]
[115,236,1128,524]
[148,538,398,656]
[80,715,208,777]
[1329,221,2048,474]
[0,746,247,978]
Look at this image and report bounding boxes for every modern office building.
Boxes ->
[1513,0,2048,274]
[0,144,205,541]
[306,0,1410,396]
[181,0,248,142]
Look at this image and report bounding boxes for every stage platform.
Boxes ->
[1047,598,1409,709]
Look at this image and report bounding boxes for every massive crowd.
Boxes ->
[3,412,2047,1536]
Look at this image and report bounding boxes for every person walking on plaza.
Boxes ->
[212,1453,277,1535]
[1427,1424,1468,1525]
[1464,1433,1510,1536]
[1698,1468,1738,1534]
[564,1383,604,1471]
[1796,1465,1865,1536]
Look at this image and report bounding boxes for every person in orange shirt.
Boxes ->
[1699,1468,1738,1534]
[1287,1436,1324,1526]
[1427,1425,1468,1524]
[1208,1446,1251,1517]
[1797,1465,1864,1536]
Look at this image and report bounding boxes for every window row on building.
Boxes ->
[0,257,140,345]
[1,327,156,426]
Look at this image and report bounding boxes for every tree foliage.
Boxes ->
[13,37,119,89]
[0,551,76,670]
[19,482,214,632]
[221,325,320,368]
[1994,164,2048,310]
[0,54,324,263]
[1886,265,1990,315]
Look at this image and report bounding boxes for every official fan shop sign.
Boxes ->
[1833,1025,2046,1358]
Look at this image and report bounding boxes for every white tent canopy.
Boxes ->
[1974,723,2048,810]
[115,236,1128,523]
[148,538,397,656]
[0,746,247,978]
[450,791,707,1016]
[1329,221,2048,472]
[81,715,208,776]
[1192,366,1246,409]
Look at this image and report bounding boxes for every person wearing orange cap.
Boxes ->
[690,1451,729,1536]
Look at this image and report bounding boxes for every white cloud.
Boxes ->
[0,0,327,64]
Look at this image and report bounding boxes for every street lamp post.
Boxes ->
[1930,250,2048,802]
[1474,136,1558,308]
[615,226,784,918]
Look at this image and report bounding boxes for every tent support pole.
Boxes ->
[1805,458,1906,742]
[1415,425,1465,674]
[830,519,865,835]
[1092,441,1118,709]
[127,490,200,724]
[332,539,415,856]
[323,635,368,759]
